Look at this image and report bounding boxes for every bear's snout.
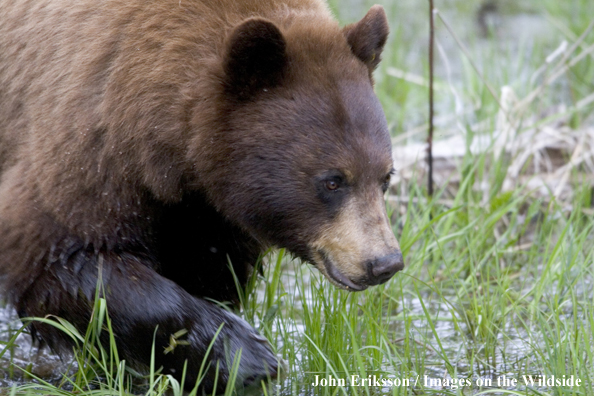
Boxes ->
[366,251,404,285]
[309,191,403,291]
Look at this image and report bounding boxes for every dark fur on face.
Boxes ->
[200,14,401,289]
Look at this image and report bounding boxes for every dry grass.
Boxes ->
[390,17,594,206]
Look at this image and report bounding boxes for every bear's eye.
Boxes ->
[381,172,392,193]
[315,172,347,206]
[326,180,340,191]
[315,172,347,208]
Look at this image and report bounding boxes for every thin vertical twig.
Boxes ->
[427,0,435,197]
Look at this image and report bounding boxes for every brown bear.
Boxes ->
[0,0,403,392]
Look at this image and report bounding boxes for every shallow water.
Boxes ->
[0,304,70,387]
[0,270,584,393]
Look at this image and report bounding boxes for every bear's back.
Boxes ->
[0,0,331,176]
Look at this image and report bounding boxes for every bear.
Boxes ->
[0,0,404,392]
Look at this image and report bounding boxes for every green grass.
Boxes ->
[248,162,594,395]
[2,0,594,394]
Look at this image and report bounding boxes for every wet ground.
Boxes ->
[0,305,70,387]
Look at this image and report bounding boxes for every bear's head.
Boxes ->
[201,5,403,291]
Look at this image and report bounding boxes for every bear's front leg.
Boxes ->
[17,249,278,393]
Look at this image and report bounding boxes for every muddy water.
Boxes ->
[0,0,561,391]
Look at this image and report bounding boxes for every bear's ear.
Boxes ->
[343,5,389,72]
[223,18,287,100]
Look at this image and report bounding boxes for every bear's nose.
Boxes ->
[367,251,404,285]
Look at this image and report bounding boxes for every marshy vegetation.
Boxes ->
[1,0,593,394]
